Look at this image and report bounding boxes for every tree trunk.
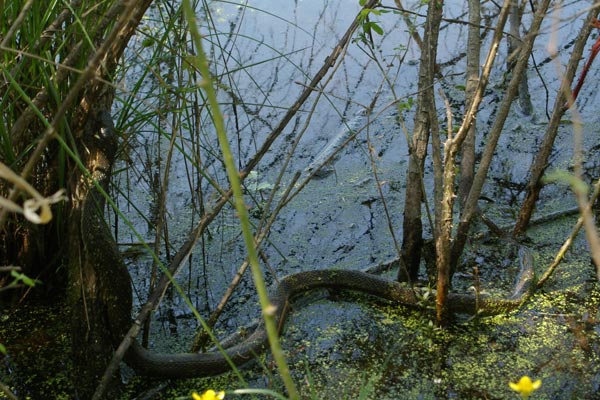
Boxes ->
[514,6,600,235]
[399,0,443,283]
[507,1,533,116]
[457,0,481,208]
[67,103,129,398]
[451,0,551,271]
[1,2,154,397]
[434,1,513,325]
[62,2,155,395]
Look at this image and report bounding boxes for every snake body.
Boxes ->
[124,262,534,378]
[84,111,535,378]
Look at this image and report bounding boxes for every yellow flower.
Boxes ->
[509,376,541,399]
[192,389,225,400]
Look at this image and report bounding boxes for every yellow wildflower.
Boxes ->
[509,376,541,399]
[192,389,225,400]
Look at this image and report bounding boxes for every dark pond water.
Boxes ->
[3,1,600,399]
[114,1,600,398]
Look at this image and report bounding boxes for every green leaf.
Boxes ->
[398,97,414,112]
[21,274,36,287]
[370,23,384,35]
[141,37,155,48]
[9,270,39,287]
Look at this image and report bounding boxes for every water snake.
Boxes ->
[125,263,535,378]
[82,111,535,379]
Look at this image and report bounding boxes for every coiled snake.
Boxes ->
[83,111,535,379]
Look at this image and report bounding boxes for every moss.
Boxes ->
[0,301,74,399]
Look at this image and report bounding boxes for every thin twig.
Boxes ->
[0,381,18,400]
[0,266,21,272]
[192,172,301,351]
[366,118,405,275]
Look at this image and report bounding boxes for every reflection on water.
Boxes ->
[116,1,600,398]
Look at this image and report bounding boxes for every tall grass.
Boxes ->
[183,0,299,397]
